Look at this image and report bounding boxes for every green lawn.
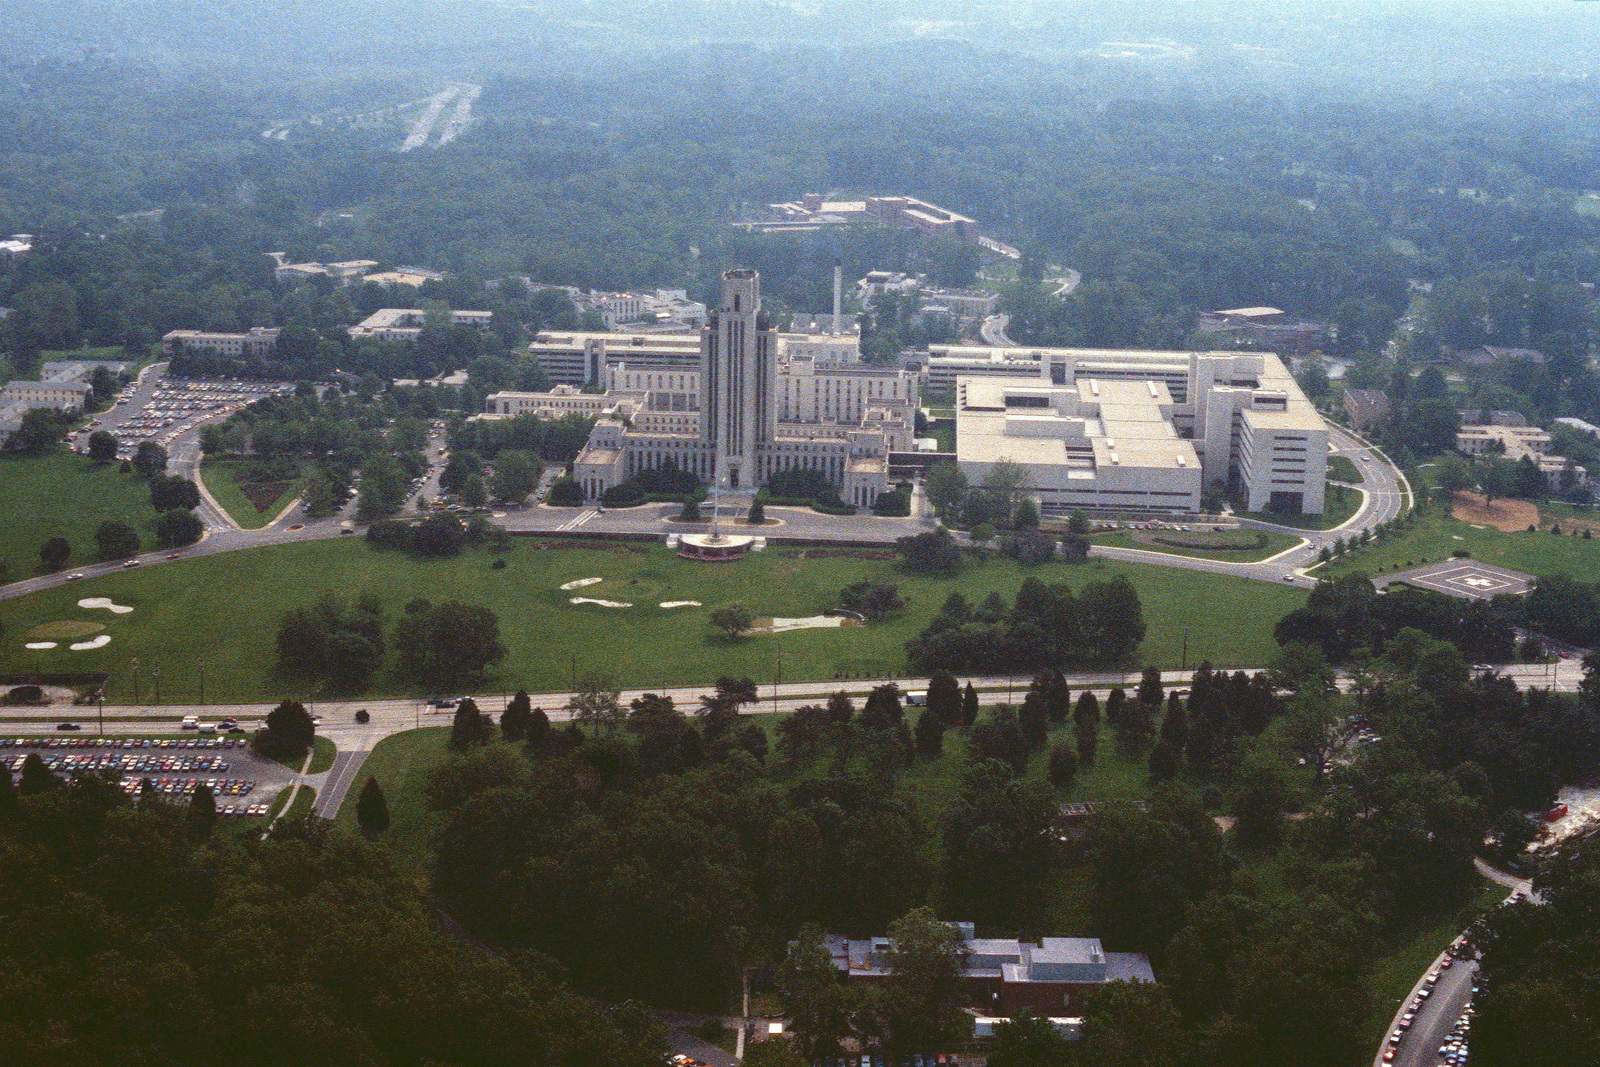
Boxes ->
[200,457,306,529]
[332,726,454,876]
[1239,482,1362,531]
[263,734,332,773]
[1090,529,1301,564]
[268,783,317,821]
[37,346,128,365]
[0,538,1305,705]
[1326,502,1600,583]
[1327,455,1361,483]
[0,451,164,581]
[929,417,956,452]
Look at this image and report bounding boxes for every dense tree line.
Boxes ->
[904,576,1146,674]
[0,767,665,1067]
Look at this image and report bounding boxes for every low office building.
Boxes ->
[822,922,1153,1018]
[347,308,494,341]
[2,378,91,409]
[1457,422,1587,490]
[1342,388,1391,432]
[160,327,281,360]
[486,270,915,507]
[953,347,1328,515]
[739,194,980,242]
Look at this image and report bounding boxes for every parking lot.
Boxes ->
[82,377,295,460]
[0,736,301,818]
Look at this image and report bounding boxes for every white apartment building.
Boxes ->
[161,327,281,359]
[955,348,1328,515]
[3,378,91,409]
[486,270,916,508]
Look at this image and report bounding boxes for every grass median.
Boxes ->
[200,457,306,529]
[0,451,163,580]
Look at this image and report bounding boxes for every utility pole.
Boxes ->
[1182,626,1190,672]
[198,663,205,710]
[773,654,782,715]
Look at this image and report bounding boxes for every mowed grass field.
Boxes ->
[1326,502,1600,583]
[200,458,306,529]
[0,537,1306,705]
[0,452,164,580]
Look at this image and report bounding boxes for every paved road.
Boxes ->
[980,312,1016,346]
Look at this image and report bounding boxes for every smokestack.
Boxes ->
[832,260,842,337]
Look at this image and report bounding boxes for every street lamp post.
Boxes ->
[773,654,782,715]
[199,663,206,710]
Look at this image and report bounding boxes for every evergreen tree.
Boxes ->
[1018,691,1049,749]
[1148,739,1180,780]
[0,761,15,815]
[826,690,856,726]
[1105,688,1126,728]
[1048,742,1079,789]
[1136,666,1163,708]
[357,776,391,832]
[18,753,58,794]
[502,690,532,741]
[188,782,217,838]
[1074,691,1101,731]
[449,698,490,750]
[926,670,962,726]
[1159,692,1187,754]
[1075,715,1099,767]
[525,708,552,754]
[962,682,979,728]
[1045,670,1071,724]
[914,710,946,758]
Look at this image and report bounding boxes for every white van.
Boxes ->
[180,715,200,730]
[904,691,927,706]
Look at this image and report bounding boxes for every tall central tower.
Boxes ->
[700,268,776,490]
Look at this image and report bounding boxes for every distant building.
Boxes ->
[1194,306,1332,353]
[3,378,91,409]
[947,345,1329,515]
[1555,417,1600,440]
[739,195,980,243]
[1458,409,1527,428]
[0,234,32,258]
[362,270,435,289]
[161,327,281,360]
[579,288,708,329]
[855,272,998,320]
[1457,422,1586,490]
[1454,346,1548,369]
[267,255,378,287]
[486,269,914,507]
[346,308,493,342]
[1342,388,1391,432]
[820,921,1153,1019]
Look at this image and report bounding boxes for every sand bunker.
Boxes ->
[69,635,112,650]
[560,577,603,590]
[1451,491,1539,533]
[78,597,133,614]
[753,615,857,634]
[660,600,702,608]
[570,596,633,608]
[24,642,58,650]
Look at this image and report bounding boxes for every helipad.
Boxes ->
[1387,559,1535,601]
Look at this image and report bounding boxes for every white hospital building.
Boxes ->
[954,347,1328,516]
[485,270,916,507]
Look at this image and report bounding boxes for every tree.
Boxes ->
[461,474,488,510]
[502,690,532,741]
[1048,742,1079,789]
[778,926,856,1065]
[149,475,200,511]
[924,461,968,521]
[188,782,217,837]
[1077,981,1191,1067]
[1437,457,1475,500]
[393,601,507,683]
[549,477,583,506]
[1012,497,1040,530]
[94,520,140,560]
[567,672,625,733]
[913,710,946,757]
[710,604,755,640]
[357,777,392,832]
[5,408,69,454]
[87,429,117,462]
[962,682,979,728]
[747,496,766,524]
[490,450,540,505]
[132,440,168,478]
[39,537,70,572]
[926,671,962,726]
[17,752,59,794]
[839,581,905,621]
[989,1011,1071,1067]
[881,907,969,1055]
[155,508,203,547]
[255,700,315,762]
[1136,666,1163,708]
[1074,692,1101,766]
[450,698,493,750]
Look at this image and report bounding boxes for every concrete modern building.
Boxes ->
[485,270,916,507]
[580,288,707,329]
[266,255,378,287]
[347,307,493,342]
[822,922,1152,1018]
[951,347,1329,515]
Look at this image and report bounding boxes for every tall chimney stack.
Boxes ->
[832,260,842,337]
